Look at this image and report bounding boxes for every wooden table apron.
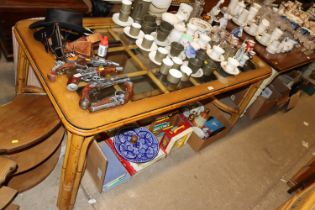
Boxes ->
[14,17,271,210]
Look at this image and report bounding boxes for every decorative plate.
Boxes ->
[114,127,159,163]
[189,18,212,33]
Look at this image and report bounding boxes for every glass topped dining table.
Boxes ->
[13,17,271,210]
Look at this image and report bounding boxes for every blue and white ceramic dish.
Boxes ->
[114,127,159,163]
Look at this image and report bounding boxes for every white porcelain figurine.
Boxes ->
[208,0,225,24]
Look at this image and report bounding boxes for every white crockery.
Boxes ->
[237,9,249,25]
[198,34,211,49]
[226,57,239,72]
[162,12,179,25]
[209,45,225,61]
[176,3,193,22]
[270,28,283,42]
[257,19,270,35]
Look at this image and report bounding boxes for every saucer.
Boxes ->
[149,50,162,65]
[232,17,245,26]
[123,26,144,39]
[220,61,240,76]
[182,61,203,78]
[207,49,225,62]
[191,68,204,78]
[151,32,170,47]
[255,35,269,47]
[244,26,257,36]
[112,13,133,27]
[136,38,158,52]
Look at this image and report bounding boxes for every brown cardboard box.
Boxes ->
[188,102,231,151]
[245,85,281,119]
[86,140,107,192]
[271,77,290,108]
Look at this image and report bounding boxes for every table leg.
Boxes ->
[230,80,263,125]
[16,46,29,94]
[57,132,94,210]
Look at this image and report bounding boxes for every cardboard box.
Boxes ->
[160,114,193,154]
[271,77,290,108]
[86,140,131,192]
[245,86,280,119]
[106,138,166,175]
[187,102,231,151]
[246,77,291,119]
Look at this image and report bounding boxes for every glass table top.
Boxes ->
[82,26,257,104]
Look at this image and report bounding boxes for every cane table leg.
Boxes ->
[16,46,29,94]
[57,132,94,210]
[230,81,263,125]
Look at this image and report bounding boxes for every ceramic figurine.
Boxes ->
[208,0,225,24]
[219,13,231,29]
[231,26,243,38]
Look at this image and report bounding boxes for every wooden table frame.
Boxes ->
[14,17,271,210]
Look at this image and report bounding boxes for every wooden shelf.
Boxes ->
[5,127,64,174]
[0,95,60,154]
[7,146,61,192]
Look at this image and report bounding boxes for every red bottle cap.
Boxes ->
[100,36,108,46]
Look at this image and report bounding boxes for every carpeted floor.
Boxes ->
[1,56,314,210]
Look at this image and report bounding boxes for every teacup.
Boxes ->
[260,32,271,45]
[235,1,246,17]
[227,0,239,16]
[155,47,169,63]
[257,19,270,35]
[159,21,174,32]
[167,69,183,84]
[143,14,156,23]
[196,50,208,61]
[266,44,277,54]
[209,45,225,61]
[248,23,258,35]
[176,3,193,22]
[160,57,174,75]
[226,57,239,72]
[170,42,184,57]
[237,9,249,25]
[142,22,157,34]
[141,34,154,49]
[172,57,183,69]
[198,34,211,49]
[270,28,283,42]
[180,65,192,82]
[188,58,203,73]
[121,0,132,13]
[129,22,141,37]
[247,6,259,23]
[119,9,131,22]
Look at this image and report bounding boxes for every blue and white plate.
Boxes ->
[114,127,159,163]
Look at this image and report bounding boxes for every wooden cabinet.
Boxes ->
[0,0,88,60]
